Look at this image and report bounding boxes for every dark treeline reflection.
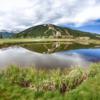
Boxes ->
[0,42,99,53]
[0,42,99,68]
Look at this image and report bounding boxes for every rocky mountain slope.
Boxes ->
[15,24,99,39]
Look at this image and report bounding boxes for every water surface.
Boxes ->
[0,42,100,68]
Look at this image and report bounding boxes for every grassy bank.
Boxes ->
[0,38,100,45]
[0,38,74,44]
[0,64,100,100]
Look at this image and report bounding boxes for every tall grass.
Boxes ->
[0,64,100,100]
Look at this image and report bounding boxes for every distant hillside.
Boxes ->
[0,31,14,38]
[15,24,99,39]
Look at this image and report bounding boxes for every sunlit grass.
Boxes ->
[0,64,100,100]
[0,38,74,44]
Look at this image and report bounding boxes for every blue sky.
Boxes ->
[63,19,100,34]
[0,0,100,34]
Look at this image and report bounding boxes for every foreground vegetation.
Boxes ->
[0,64,100,100]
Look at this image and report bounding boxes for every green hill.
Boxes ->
[15,24,99,39]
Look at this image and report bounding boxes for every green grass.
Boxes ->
[0,64,100,100]
[0,38,100,45]
[0,38,75,44]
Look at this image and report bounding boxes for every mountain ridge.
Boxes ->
[0,31,14,38]
[11,24,100,39]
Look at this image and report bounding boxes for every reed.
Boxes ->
[0,64,100,100]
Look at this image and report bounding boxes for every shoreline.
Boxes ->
[0,38,100,44]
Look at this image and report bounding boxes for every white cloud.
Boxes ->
[0,0,100,31]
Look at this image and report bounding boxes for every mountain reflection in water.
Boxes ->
[0,46,90,68]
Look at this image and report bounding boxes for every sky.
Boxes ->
[0,0,100,33]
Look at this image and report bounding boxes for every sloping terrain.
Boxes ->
[0,31,14,38]
[15,24,99,39]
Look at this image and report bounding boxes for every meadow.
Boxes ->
[0,38,74,44]
[0,38,100,45]
[0,64,100,100]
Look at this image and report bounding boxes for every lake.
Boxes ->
[0,42,100,68]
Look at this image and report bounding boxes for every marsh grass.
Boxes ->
[0,38,74,45]
[0,64,100,100]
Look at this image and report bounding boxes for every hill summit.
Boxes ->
[15,24,98,39]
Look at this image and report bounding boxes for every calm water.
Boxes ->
[0,42,100,68]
